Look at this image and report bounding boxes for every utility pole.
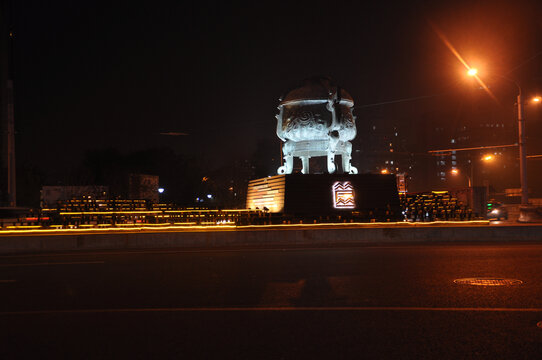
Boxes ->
[0,0,16,207]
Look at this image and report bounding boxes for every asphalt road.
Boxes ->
[2,243,542,359]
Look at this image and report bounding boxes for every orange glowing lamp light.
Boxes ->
[380,169,389,174]
[482,154,494,162]
[533,96,541,103]
[467,68,478,77]
[450,168,459,176]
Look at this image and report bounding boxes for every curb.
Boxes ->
[1,224,542,254]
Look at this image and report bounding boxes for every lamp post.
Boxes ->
[467,69,533,205]
[450,168,471,187]
[452,155,494,189]
[517,91,528,205]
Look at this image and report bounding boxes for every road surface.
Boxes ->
[2,243,542,359]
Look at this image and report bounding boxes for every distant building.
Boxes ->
[354,91,523,196]
[41,186,109,208]
[128,174,159,203]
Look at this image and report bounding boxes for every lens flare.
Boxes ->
[429,22,498,103]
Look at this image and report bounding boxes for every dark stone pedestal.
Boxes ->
[247,174,401,221]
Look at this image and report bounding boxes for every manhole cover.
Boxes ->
[453,278,523,286]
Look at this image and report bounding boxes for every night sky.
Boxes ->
[9,0,542,185]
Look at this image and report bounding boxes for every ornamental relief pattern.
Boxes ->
[281,105,356,140]
[285,110,329,133]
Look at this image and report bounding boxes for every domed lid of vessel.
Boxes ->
[280,76,354,105]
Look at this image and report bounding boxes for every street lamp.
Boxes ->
[450,168,471,187]
[451,154,495,189]
[482,154,494,162]
[467,68,538,205]
[467,68,478,77]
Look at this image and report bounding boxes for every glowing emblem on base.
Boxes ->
[332,181,355,209]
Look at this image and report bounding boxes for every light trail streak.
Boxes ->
[0,221,491,236]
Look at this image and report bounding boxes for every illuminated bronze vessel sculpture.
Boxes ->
[276,77,357,174]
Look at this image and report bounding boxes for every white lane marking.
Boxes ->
[0,280,16,283]
[0,261,105,267]
[3,306,542,316]
[3,243,542,259]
